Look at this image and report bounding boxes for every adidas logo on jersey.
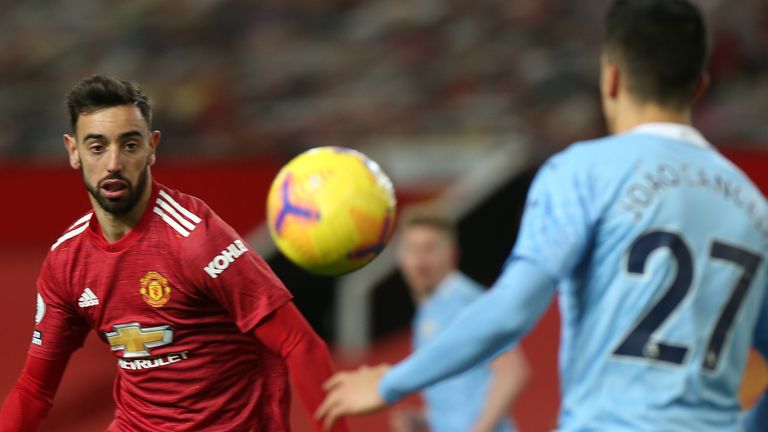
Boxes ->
[78,288,100,308]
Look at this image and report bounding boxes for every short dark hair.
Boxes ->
[65,74,152,131]
[604,0,709,108]
[400,211,458,245]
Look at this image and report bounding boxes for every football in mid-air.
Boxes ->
[266,147,397,276]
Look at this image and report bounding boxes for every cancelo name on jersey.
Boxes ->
[616,161,768,241]
[204,240,248,279]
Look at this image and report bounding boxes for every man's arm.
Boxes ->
[317,258,556,427]
[182,215,343,430]
[253,301,348,432]
[471,347,529,432]
[379,259,553,404]
[3,254,89,432]
[0,353,71,432]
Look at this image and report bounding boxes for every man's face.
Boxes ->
[396,224,457,301]
[64,105,159,215]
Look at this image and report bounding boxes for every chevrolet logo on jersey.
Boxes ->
[105,323,173,358]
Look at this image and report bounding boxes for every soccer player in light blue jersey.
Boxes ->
[317,0,768,430]
[392,213,528,432]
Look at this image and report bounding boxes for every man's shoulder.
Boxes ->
[40,211,95,287]
[49,211,94,254]
[152,184,214,240]
[535,134,656,194]
[152,184,245,263]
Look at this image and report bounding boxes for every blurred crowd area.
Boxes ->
[0,0,766,162]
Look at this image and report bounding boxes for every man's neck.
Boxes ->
[612,99,692,134]
[91,184,152,243]
[413,271,456,305]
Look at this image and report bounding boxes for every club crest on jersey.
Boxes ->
[139,271,172,308]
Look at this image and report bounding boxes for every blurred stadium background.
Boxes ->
[0,0,767,430]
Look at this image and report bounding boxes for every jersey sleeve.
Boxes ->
[29,255,90,360]
[184,211,293,333]
[510,148,603,280]
[252,303,349,432]
[0,353,72,430]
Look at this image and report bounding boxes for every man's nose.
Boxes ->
[106,147,123,173]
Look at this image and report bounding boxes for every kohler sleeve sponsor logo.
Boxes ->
[203,240,249,279]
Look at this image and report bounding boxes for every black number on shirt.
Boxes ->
[614,231,693,364]
[703,242,761,371]
[613,230,762,370]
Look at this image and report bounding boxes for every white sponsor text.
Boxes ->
[203,240,248,279]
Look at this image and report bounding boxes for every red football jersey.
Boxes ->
[30,181,294,431]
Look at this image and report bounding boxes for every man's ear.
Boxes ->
[148,130,161,166]
[599,53,621,103]
[692,72,710,104]
[606,62,620,99]
[451,246,460,267]
[63,134,80,169]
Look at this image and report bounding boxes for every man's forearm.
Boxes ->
[0,385,50,432]
[380,259,555,403]
[0,355,68,432]
[284,333,348,432]
[253,302,349,432]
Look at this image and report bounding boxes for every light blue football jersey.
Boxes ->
[413,272,515,432]
[511,123,768,431]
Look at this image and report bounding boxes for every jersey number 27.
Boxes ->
[614,230,762,371]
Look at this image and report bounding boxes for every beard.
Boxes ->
[84,166,149,215]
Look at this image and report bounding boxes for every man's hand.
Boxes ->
[315,364,390,430]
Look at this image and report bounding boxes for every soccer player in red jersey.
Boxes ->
[0,74,348,432]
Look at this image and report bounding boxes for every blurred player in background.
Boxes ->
[317,0,768,430]
[0,74,347,432]
[391,212,528,432]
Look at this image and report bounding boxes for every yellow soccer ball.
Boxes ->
[266,147,397,276]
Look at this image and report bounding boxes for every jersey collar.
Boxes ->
[629,122,711,149]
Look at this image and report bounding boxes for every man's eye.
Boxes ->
[89,144,105,153]
[124,142,138,151]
